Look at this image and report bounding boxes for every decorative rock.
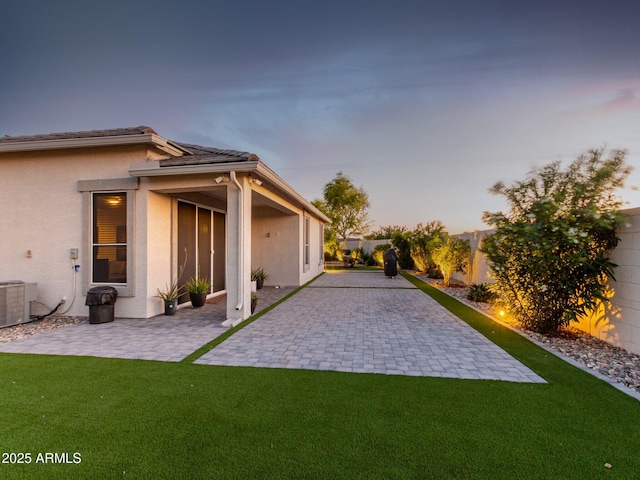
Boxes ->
[0,316,86,343]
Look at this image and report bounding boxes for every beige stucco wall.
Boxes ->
[451,230,493,286]
[251,182,326,287]
[0,146,150,319]
[573,207,640,355]
[252,210,300,286]
[144,190,174,317]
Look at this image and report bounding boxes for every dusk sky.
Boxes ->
[3,0,639,233]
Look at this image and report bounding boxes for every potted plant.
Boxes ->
[156,248,188,315]
[251,267,269,290]
[156,281,183,315]
[185,275,211,308]
[251,294,258,314]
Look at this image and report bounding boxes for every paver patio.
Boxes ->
[196,271,546,383]
[0,271,545,382]
[0,287,294,361]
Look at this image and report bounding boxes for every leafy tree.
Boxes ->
[431,235,471,287]
[391,231,414,270]
[408,221,445,274]
[481,148,631,334]
[313,172,371,245]
[321,226,341,260]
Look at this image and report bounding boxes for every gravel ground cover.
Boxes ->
[412,273,640,394]
[0,316,87,343]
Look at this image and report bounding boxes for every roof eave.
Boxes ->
[255,163,331,223]
[129,160,260,177]
[129,160,330,223]
[0,133,186,156]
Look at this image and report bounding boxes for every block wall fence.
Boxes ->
[451,206,640,356]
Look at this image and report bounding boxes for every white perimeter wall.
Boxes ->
[573,207,640,355]
[343,238,391,253]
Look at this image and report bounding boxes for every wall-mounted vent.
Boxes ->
[0,281,37,328]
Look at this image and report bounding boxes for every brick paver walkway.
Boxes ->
[196,271,545,383]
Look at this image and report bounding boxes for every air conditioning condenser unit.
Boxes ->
[0,281,38,328]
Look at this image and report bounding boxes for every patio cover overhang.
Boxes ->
[129,159,329,224]
[130,156,329,325]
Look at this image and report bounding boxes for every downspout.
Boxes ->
[230,171,243,311]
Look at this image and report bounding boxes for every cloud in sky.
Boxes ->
[2,0,639,233]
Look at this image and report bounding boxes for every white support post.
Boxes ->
[223,173,252,327]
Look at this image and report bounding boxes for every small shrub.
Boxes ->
[431,235,470,287]
[408,221,444,273]
[467,283,496,303]
[373,243,391,266]
[427,267,443,279]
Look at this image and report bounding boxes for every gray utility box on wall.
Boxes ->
[0,281,38,328]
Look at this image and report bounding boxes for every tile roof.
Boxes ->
[0,126,157,143]
[159,142,259,167]
[0,126,259,165]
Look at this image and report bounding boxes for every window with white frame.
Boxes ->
[319,223,324,264]
[92,192,128,284]
[304,216,310,269]
[78,178,137,296]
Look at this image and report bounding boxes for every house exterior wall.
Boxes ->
[252,211,299,287]
[300,213,324,285]
[0,145,150,319]
[144,190,174,317]
[2,141,327,322]
[251,181,326,287]
[451,207,640,355]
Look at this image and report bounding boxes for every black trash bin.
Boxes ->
[86,286,118,324]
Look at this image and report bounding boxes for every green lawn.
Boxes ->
[1,274,639,479]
